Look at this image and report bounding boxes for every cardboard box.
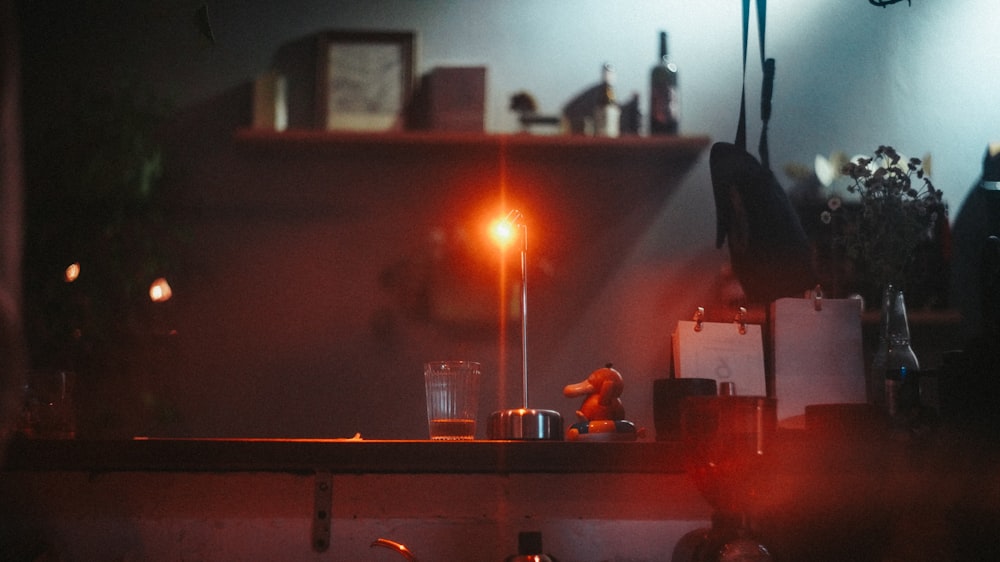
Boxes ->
[416,66,486,132]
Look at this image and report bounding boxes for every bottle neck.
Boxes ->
[886,289,913,344]
[598,64,616,106]
[601,63,615,86]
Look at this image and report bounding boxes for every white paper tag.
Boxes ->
[673,320,766,397]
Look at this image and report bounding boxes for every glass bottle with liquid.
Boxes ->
[593,63,620,137]
[649,31,679,135]
[883,288,920,419]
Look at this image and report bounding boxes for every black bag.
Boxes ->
[710,0,814,304]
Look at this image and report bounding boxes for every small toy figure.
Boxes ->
[564,363,626,421]
[563,363,641,441]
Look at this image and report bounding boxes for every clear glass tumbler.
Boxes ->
[424,360,481,440]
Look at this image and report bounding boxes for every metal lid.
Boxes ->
[487,408,563,440]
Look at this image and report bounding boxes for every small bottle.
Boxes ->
[504,531,554,562]
[620,91,641,135]
[883,289,920,419]
[649,31,679,135]
[593,63,620,137]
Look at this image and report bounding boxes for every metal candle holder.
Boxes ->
[487,210,563,440]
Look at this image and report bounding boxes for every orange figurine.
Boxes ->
[563,364,641,441]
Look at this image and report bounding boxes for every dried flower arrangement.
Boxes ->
[821,145,947,296]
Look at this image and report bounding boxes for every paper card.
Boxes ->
[673,320,767,397]
[771,297,867,423]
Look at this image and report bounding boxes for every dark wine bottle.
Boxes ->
[649,31,679,135]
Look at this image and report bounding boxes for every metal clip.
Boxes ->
[693,307,705,332]
[736,306,748,335]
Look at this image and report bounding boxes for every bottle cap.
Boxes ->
[518,531,543,555]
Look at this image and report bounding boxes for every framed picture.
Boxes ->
[317,31,415,132]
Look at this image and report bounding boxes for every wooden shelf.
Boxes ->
[233,128,711,160]
[2,437,685,474]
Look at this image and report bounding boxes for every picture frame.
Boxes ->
[316,31,415,132]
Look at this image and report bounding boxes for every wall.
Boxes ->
[23,0,994,202]
[14,1,1000,439]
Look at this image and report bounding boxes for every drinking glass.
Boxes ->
[424,361,481,440]
[19,370,76,439]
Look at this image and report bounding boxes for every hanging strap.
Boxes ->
[735,0,775,169]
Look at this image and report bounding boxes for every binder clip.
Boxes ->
[735,306,748,335]
[693,307,705,332]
